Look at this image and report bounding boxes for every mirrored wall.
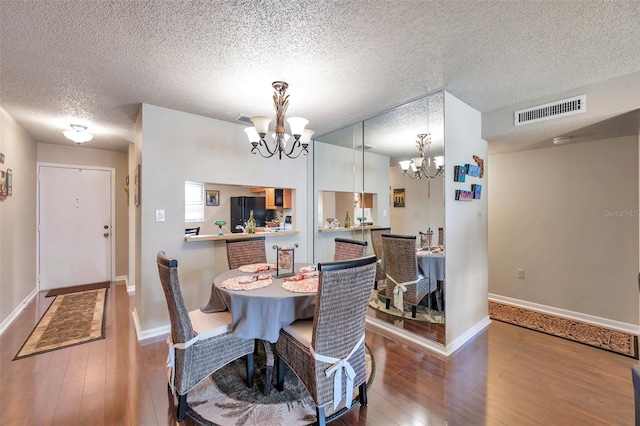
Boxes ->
[313,91,445,345]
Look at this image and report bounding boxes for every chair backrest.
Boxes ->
[313,255,377,357]
[333,237,368,261]
[226,237,267,269]
[370,227,391,260]
[185,227,200,236]
[381,234,419,283]
[156,251,195,345]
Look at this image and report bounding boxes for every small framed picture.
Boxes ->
[6,169,12,196]
[0,170,6,200]
[206,190,219,206]
[393,188,405,208]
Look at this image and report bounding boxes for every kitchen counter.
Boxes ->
[185,230,299,242]
[316,225,383,233]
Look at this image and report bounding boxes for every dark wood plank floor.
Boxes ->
[1,283,636,425]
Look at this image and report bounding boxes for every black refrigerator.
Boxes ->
[230,196,269,232]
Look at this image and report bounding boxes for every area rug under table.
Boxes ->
[489,301,638,359]
[185,344,375,426]
[13,288,107,360]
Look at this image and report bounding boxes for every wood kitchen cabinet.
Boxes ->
[266,188,292,209]
[357,193,373,208]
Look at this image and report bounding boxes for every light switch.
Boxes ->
[156,210,165,222]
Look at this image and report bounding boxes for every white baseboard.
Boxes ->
[115,275,135,294]
[445,316,492,355]
[365,316,449,356]
[489,293,640,336]
[366,315,492,357]
[0,288,38,337]
[131,308,170,341]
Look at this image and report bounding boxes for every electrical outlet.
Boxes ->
[517,269,525,279]
[155,209,165,222]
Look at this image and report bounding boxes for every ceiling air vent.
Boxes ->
[234,114,253,124]
[514,95,586,126]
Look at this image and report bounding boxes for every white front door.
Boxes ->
[38,165,113,290]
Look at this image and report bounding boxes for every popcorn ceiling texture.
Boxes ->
[0,1,639,152]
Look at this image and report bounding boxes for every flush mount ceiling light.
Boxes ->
[399,133,444,179]
[244,81,314,160]
[63,124,94,144]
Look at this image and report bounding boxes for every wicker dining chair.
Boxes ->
[381,234,437,318]
[333,237,368,261]
[275,255,377,426]
[157,251,255,421]
[226,236,267,269]
[369,227,390,289]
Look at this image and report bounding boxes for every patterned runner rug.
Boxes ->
[13,288,108,360]
[184,344,375,426]
[489,301,638,359]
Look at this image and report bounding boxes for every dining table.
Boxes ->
[416,250,445,311]
[201,263,318,394]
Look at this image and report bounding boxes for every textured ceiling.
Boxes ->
[1,1,639,153]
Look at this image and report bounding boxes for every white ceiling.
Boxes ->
[1,1,639,153]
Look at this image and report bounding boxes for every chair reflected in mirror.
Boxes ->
[381,234,437,318]
[369,227,390,289]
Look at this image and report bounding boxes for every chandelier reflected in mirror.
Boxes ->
[244,81,314,160]
[399,133,444,179]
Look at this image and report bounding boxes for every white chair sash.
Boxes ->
[166,333,201,395]
[310,333,365,410]
[386,274,419,312]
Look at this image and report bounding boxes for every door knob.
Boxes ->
[104,233,109,237]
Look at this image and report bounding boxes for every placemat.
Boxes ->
[238,263,276,273]
[220,274,272,290]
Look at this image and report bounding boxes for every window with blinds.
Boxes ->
[185,181,204,223]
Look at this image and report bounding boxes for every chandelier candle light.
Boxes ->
[399,133,444,179]
[244,81,314,159]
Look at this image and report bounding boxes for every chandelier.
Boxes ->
[244,81,314,159]
[399,133,444,179]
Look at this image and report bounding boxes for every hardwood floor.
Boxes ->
[1,283,636,425]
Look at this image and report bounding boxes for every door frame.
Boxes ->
[36,162,116,291]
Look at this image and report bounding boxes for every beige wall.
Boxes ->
[0,108,38,327]
[37,143,129,278]
[488,135,639,326]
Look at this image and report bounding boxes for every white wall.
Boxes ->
[0,108,37,329]
[489,135,639,328]
[443,91,489,349]
[136,104,309,332]
[313,141,390,262]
